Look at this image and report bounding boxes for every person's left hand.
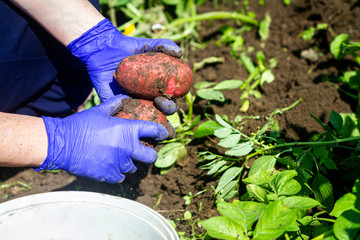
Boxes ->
[67,19,182,115]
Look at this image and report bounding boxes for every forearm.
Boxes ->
[8,0,104,46]
[0,112,48,167]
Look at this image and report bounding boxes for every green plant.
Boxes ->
[329,34,360,114]
[195,106,360,239]
[300,23,328,41]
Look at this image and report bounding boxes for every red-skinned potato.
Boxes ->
[113,52,193,100]
[113,98,175,148]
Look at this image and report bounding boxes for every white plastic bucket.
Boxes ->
[0,191,179,240]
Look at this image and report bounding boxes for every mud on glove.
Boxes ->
[34,95,169,184]
[67,18,181,115]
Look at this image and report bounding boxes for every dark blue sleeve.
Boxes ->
[0,0,100,117]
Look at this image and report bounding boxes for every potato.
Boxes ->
[114,52,193,100]
[113,98,175,147]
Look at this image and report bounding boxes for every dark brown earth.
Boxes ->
[1,0,360,237]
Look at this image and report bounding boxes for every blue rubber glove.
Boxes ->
[67,18,181,115]
[34,95,169,184]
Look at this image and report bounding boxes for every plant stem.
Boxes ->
[170,11,259,27]
[269,136,360,149]
[315,218,336,223]
[185,92,194,124]
[240,67,260,91]
[109,7,117,27]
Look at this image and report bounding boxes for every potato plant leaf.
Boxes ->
[352,178,360,199]
[278,179,301,196]
[217,200,266,231]
[248,155,277,176]
[194,121,221,138]
[342,42,360,54]
[330,193,360,218]
[282,196,322,210]
[243,168,278,187]
[333,209,360,240]
[270,170,297,195]
[201,216,245,240]
[339,113,360,137]
[155,143,186,168]
[330,110,343,131]
[312,172,334,211]
[246,184,268,203]
[253,200,297,240]
[330,33,349,59]
[339,71,360,91]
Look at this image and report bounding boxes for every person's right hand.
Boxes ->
[34,95,169,184]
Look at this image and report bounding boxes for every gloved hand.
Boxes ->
[34,95,169,184]
[67,18,182,115]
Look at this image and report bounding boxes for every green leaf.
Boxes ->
[243,168,278,187]
[342,42,360,54]
[302,27,316,41]
[216,114,233,128]
[330,110,343,131]
[253,200,297,240]
[334,209,360,240]
[217,200,266,231]
[216,167,243,193]
[246,184,268,203]
[207,160,228,175]
[282,196,322,210]
[278,179,302,196]
[193,121,221,138]
[330,193,360,217]
[248,155,277,176]
[270,170,298,195]
[240,52,256,74]
[352,178,360,199]
[201,216,245,240]
[155,143,186,168]
[214,127,232,138]
[283,0,291,6]
[339,113,360,137]
[161,0,180,5]
[220,181,238,200]
[225,141,254,156]
[312,172,334,211]
[330,33,349,59]
[260,70,275,86]
[218,134,241,148]
[214,80,244,90]
[194,81,216,89]
[259,12,271,40]
[339,71,360,91]
[166,112,181,129]
[240,99,250,112]
[197,89,225,102]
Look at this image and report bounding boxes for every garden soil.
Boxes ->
[1,0,360,237]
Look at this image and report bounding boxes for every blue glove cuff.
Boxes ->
[67,18,120,62]
[33,116,64,171]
